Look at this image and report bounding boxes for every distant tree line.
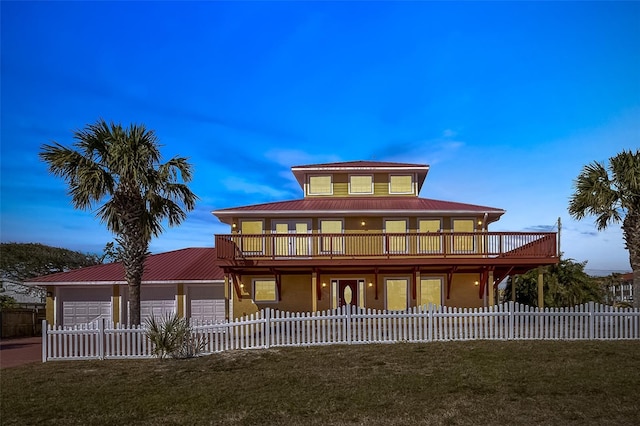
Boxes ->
[0,242,101,282]
[503,257,611,307]
[0,242,129,308]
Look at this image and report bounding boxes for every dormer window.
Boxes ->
[308,175,332,195]
[349,175,373,194]
[389,175,413,194]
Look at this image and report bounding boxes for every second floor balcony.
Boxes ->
[215,231,558,264]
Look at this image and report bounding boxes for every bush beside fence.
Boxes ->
[42,302,640,362]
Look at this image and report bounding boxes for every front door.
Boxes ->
[338,280,358,308]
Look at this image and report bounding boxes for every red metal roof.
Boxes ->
[214,197,505,222]
[26,248,224,284]
[291,160,428,169]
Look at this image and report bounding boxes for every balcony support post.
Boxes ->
[313,270,320,306]
[488,270,495,306]
[374,268,379,300]
[479,269,488,299]
[412,267,418,300]
[446,267,457,299]
[224,274,230,320]
[537,268,544,308]
[232,273,243,299]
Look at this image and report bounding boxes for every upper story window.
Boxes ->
[349,175,373,194]
[240,220,264,253]
[308,175,332,195]
[389,175,413,194]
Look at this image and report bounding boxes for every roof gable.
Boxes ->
[25,248,223,284]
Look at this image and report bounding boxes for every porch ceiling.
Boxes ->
[218,256,557,276]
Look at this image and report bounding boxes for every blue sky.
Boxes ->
[1,1,638,275]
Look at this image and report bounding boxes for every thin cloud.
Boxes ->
[373,137,465,166]
[580,231,599,237]
[221,176,292,201]
[523,224,557,232]
[264,149,341,168]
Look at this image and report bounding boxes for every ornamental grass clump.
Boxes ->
[145,313,207,359]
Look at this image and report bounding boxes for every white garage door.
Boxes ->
[188,284,225,324]
[63,301,111,327]
[190,299,225,324]
[141,300,176,321]
[139,286,177,322]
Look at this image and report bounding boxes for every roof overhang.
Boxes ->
[214,208,505,225]
[24,279,225,287]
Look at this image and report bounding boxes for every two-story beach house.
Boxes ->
[214,161,558,319]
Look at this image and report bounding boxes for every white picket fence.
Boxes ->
[42,302,640,362]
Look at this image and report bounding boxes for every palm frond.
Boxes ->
[568,160,622,230]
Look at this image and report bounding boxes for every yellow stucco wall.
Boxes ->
[46,286,55,324]
[231,271,488,315]
[232,273,421,316]
[447,273,484,308]
[231,277,257,319]
[177,283,185,318]
[112,285,120,324]
[316,273,422,312]
[232,274,314,318]
[275,275,313,312]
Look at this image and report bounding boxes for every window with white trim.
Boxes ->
[385,219,408,253]
[420,278,443,307]
[453,218,476,253]
[418,219,442,253]
[320,219,344,253]
[349,175,373,194]
[241,220,264,253]
[389,175,413,194]
[386,278,408,311]
[254,279,277,302]
[308,175,332,195]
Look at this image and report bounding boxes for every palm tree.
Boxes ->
[40,119,197,324]
[568,149,640,308]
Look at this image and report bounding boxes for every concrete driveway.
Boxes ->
[0,336,42,368]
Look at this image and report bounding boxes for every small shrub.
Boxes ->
[0,295,17,309]
[145,314,207,359]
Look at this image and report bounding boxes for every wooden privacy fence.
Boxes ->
[42,302,640,362]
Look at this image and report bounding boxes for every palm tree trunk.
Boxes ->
[633,270,640,310]
[119,196,149,325]
[623,213,640,309]
[123,243,146,325]
[128,279,141,326]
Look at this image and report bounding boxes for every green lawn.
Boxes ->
[2,340,639,425]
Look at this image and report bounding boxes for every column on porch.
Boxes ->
[487,270,495,306]
[537,268,544,309]
[111,285,121,324]
[176,283,185,318]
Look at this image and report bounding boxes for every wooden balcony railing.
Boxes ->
[215,232,557,261]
